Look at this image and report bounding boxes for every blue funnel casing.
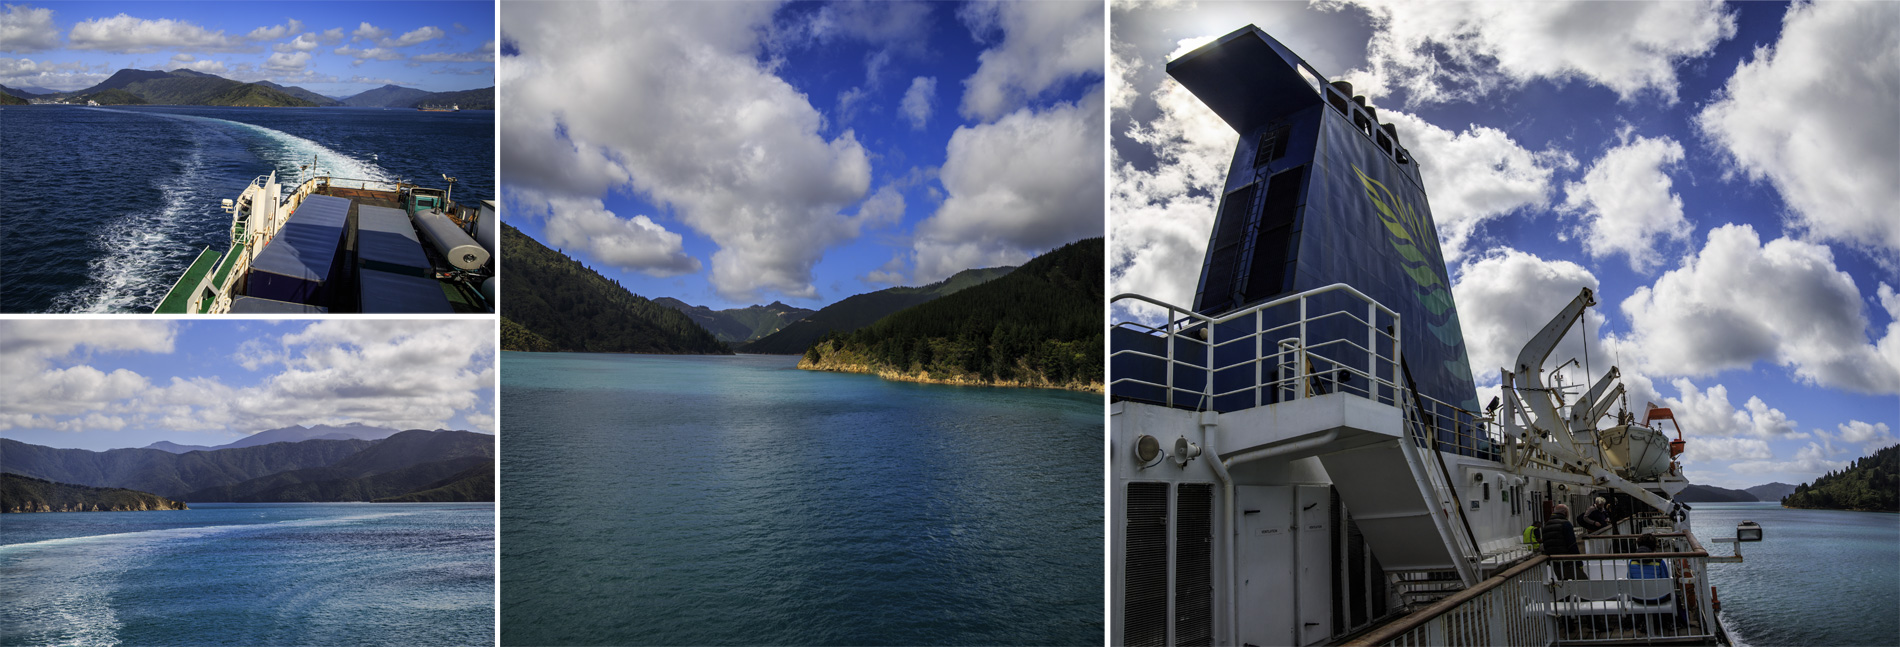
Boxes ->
[1113,25,1481,420]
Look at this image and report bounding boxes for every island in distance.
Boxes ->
[0,68,492,108]
[1,474,187,513]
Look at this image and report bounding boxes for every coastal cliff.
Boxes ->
[1,473,188,513]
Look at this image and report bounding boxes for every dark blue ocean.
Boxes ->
[500,353,1104,646]
[0,502,495,646]
[1688,502,1900,646]
[0,105,492,313]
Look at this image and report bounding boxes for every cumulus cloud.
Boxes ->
[1383,110,1568,264]
[501,2,875,301]
[0,320,495,437]
[1617,224,1900,394]
[1836,420,1896,450]
[1450,248,1606,385]
[958,0,1104,120]
[1696,1,1900,254]
[380,25,444,49]
[1659,378,1801,440]
[275,32,319,53]
[412,40,495,64]
[166,53,227,75]
[351,22,389,43]
[901,76,936,130]
[1109,44,1235,321]
[335,44,402,64]
[318,27,344,45]
[246,19,303,42]
[513,190,701,277]
[1730,441,1849,477]
[264,50,310,74]
[1559,133,1691,271]
[0,321,174,419]
[0,57,105,90]
[913,88,1104,283]
[1324,0,1734,104]
[69,14,247,53]
[0,4,59,53]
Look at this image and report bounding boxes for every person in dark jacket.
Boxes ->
[1542,504,1586,580]
[1579,497,1612,533]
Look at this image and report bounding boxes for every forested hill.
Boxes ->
[740,266,1015,354]
[2,474,188,513]
[500,223,730,354]
[1782,444,1898,512]
[800,237,1103,392]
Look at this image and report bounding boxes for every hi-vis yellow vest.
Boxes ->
[1522,524,1541,551]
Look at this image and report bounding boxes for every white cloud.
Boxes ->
[335,45,402,64]
[1383,110,1567,264]
[1730,441,1849,478]
[0,320,494,437]
[1450,248,1604,384]
[914,88,1104,283]
[318,27,344,45]
[246,19,303,42]
[1659,378,1800,440]
[1687,436,1772,462]
[901,76,936,130]
[1837,420,1896,450]
[166,53,227,75]
[1325,0,1734,104]
[412,40,495,64]
[0,4,59,53]
[1109,45,1234,321]
[380,25,444,49]
[264,50,310,74]
[0,57,105,91]
[69,14,248,53]
[275,33,319,53]
[958,0,1104,120]
[1696,1,1900,254]
[514,191,701,277]
[351,22,389,43]
[1618,224,1900,394]
[1559,133,1691,271]
[500,2,874,301]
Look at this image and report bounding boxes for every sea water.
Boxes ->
[0,105,492,313]
[500,353,1103,646]
[1688,502,1899,646]
[0,502,495,646]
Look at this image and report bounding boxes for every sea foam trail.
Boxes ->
[53,108,392,313]
[0,511,414,555]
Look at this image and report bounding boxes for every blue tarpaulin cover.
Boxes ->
[359,268,453,313]
[246,194,352,305]
[357,204,431,277]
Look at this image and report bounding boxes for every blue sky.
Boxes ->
[499,1,1104,310]
[1111,1,1898,490]
[0,1,494,96]
[0,320,496,452]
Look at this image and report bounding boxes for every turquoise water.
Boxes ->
[0,502,494,646]
[1689,502,1899,646]
[500,353,1103,646]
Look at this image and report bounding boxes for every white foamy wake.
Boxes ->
[52,108,393,312]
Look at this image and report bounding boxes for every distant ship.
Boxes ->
[155,160,496,313]
[1110,26,1752,647]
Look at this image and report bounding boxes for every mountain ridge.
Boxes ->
[499,223,730,354]
[739,266,1016,354]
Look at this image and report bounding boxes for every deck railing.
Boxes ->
[1348,531,1719,647]
[1109,284,1403,410]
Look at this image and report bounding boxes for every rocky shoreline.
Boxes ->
[797,356,1104,394]
[1,473,190,513]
